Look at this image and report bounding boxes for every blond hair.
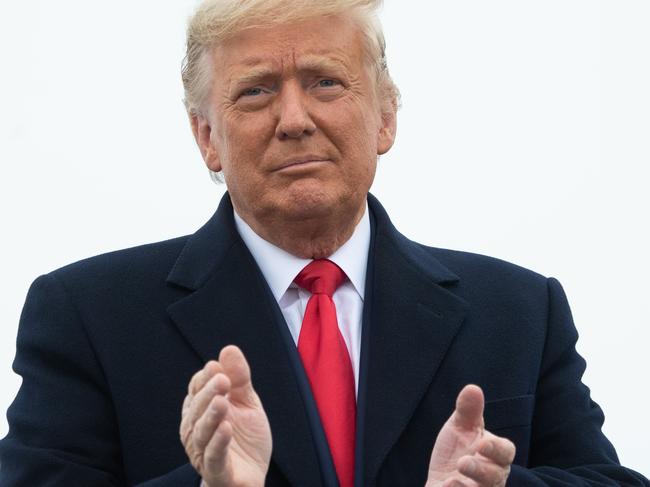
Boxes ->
[181,0,400,117]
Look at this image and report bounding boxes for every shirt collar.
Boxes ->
[233,205,370,302]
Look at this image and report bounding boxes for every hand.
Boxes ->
[180,345,272,487]
[425,385,515,487]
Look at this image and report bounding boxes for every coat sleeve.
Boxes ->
[505,277,649,486]
[0,274,202,487]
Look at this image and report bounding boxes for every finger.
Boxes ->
[219,345,256,404]
[458,455,510,486]
[188,360,222,396]
[478,435,516,467]
[441,475,476,487]
[203,420,234,481]
[193,395,230,452]
[181,372,231,444]
[182,393,192,414]
[452,384,485,431]
[187,373,232,429]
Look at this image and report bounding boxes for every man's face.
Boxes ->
[192,14,396,226]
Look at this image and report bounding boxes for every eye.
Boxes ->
[318,79,338,88]
[241,87,264,97]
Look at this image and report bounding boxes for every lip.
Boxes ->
[274,155,332,172]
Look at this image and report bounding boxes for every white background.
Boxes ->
[1,0,648,475]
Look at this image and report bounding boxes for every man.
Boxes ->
[1,0,648,486]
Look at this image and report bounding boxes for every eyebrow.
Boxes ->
[231,66,277,87]
[295,56,348,74]
[230,56,349,87]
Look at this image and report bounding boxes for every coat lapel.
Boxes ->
[165,194,323,487]
[163,193,468,486]
[361,195,469,485]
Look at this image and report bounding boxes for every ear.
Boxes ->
[190,113,222,173]
[377,107,397,155]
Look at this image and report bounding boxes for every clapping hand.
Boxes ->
[180,346,272,487]
[425,385,516,487]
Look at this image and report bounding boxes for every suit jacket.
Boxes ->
[1,193,648,486]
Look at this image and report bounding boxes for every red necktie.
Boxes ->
[295,259,356,487]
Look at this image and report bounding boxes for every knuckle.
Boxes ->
[203,451,217,469]
[190,369,202,385]
[179,419,189,439]
[190,451,204,472]
[203,440,223,467]
[179,427,191,447]
[508,440,517,462]
[179,416,196,444]
[192,424,206,450]
[182,394,192,411]
[181,425,197,457]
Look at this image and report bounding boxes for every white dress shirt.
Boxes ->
[233,207,370,395]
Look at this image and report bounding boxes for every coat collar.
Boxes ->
[166,193,460,290]
[166,194,239,291]
[166,193,468,486]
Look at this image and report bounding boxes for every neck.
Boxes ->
[234,202,366,260]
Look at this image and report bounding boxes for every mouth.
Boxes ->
[274,156,333,172]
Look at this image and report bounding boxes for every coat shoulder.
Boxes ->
[43,235,190,293]
[426,246,546,281]
[416,244,550,301]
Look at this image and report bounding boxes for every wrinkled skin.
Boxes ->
[180,346,272,487]
[191,14,396,259]
[425,385,516,487]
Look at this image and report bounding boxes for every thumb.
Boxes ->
[219,345,257,404]
[452,384,485,431]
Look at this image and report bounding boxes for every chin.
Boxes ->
[278,185,345,221]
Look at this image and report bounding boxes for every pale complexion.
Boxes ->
[183,13,515,487]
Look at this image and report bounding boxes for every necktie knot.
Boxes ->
[295,259,346,297]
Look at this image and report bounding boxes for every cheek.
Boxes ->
[341,117,380,166]
[343,97,382,149]
[218,114,273,175]
[316,103,379,182]
[329,125,378,187]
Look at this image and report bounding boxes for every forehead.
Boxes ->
[211,15,367,77]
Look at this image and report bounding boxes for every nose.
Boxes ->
[274,82,316,140]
